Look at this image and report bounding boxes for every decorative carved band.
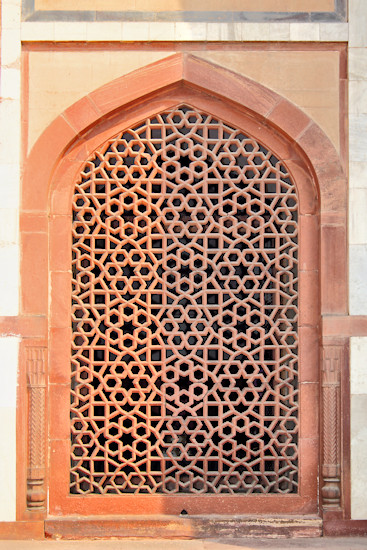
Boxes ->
[321,344,342,509]
[26,347,46,511]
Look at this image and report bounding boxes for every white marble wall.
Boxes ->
[349,0,367,521]
[0,338,18,521]
[0,0,21,523]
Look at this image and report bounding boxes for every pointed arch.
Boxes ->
[19,53,347,523]
[23,53,345,214]
[22,54,347,317]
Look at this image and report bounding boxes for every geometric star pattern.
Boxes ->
[70,105,299,495]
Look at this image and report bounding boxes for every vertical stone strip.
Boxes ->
[27,347,46,510]
[349,0,367,521]
[321,344,342,508]
[0,0,22,522]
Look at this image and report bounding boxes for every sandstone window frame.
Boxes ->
[18,54,348,530]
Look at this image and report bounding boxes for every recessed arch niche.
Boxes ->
[20,55,347,529]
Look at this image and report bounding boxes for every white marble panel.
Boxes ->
[349,47,367,81]
[349,114,367,162]
[0,164,20,208]
[86,22,122,41]
[0,100,20,164]
[20,21,350,43]
[269,23,291,41]
[0,338,19,407]
[351,337,367,395]
[0,28,21,66]
[0,208,18,246]
[241,23,270,41]
[349,244,367,315]
[54,21,87,41]
[349,0,367,47]
[1,0,20,29]
[351,394,367,519]
[350,161,367,190]
[206,22,242,42]
[149,22,175,41]
[349,189,367,244]
[0,68,21,101]
[174,22,206,41]
[319,22,348,42]
[0,245,19,317]
[289,23,320,41]
[0,407,16,521]
[21,21,55,41]
[349,81,367,115]
[122,22,150,41]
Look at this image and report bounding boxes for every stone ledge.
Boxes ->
[20,21,349,43]
[45,515,323,539]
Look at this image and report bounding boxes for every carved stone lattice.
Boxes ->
[26,347,46,510]
[321,344,342,508]
[70,105,299,495]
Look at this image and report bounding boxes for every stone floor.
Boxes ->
[0,539,367,549]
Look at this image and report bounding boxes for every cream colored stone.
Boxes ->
[0,406,16,521]
[86,22,123,41]
[122,22,150,41]
[349,80,367,115]
[281,89,339,109]
[0,246,19,316]
[0,209,18,246]
[1,0,21,29]
[349,47,367,81]
[174,22,206,41]
[0,67,21,100]
[27,49,341,152]
[21,21,55,41]
[149,22,176,41]
[21,20,348,44]
[298,106,339,151]
[319,22,348,42]
[349,161,367,189]
[268,23,290,41]
[206,22,242,42]
[0,99,21,163]
[197,50,340,150]
[351,394,367,519]
[0,338,19,406]
[0,28,21,66]
[350,114,367,162]
[199,51,339,94]
[349,245,367,315]
[289,23,320,41]
[351,338,367,395]
[27,51,173,150]
[0,165,20,208]
[241,23,270,41]
[349,0,367,48]
[350,189,367,245]
[54,21,87,41]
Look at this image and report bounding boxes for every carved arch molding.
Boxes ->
[21,55,347,523]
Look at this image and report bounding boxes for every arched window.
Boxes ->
[70,104,299,497]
